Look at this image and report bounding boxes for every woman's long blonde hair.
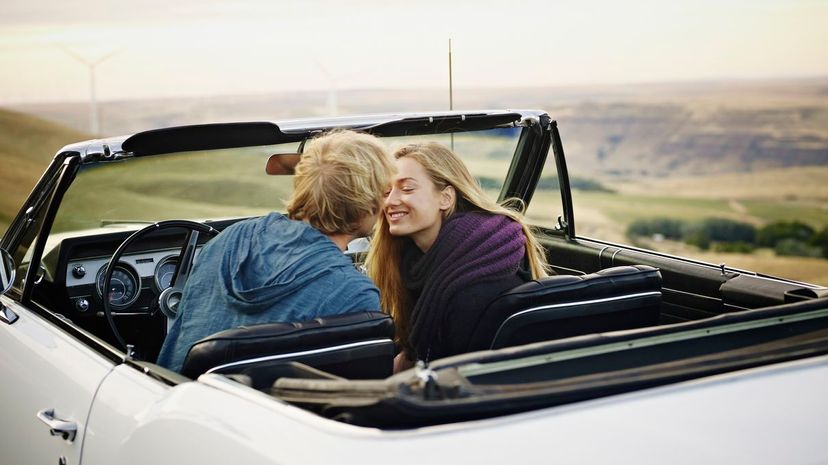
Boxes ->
[366,142,550,350]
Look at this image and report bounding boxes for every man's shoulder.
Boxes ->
[214,213,279,237]
[240,212,288,229]
[221,213,322,244]
[331,269,380,310]
[336,265,377,287]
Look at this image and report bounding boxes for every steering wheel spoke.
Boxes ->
[171,230,200,290]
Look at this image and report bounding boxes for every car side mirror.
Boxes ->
[0,248,15,296]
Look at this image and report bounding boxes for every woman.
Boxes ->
[367,142,550,371]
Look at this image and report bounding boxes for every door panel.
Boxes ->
[82,364,170,464]
[540,234,730,321]
[541,233,823,324]
[0,296,113,465]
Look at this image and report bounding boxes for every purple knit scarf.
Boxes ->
[401,211,526,360]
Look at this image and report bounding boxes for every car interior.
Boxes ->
[7,114,828,427]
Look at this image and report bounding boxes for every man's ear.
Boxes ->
[439,185,456,211]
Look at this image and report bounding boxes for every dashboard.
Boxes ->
[29,218,369,360]
[35,221,226,323]
[39,218,370,320]
[65,247,200,316]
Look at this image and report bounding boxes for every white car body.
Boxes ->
[2,111,827,464]
[4,294,827,465]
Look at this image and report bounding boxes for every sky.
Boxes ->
[0,0,826,103]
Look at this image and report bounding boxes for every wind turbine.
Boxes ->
[60,46,118,135]
[313,58,339,116]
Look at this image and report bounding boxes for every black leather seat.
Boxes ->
[467,265,662,351]
[179,311,395,380]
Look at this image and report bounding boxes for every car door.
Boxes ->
[0,295,114,465]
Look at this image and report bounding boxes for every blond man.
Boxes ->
[157,130,394,372]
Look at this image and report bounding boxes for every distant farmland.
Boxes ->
[4,78,828,284]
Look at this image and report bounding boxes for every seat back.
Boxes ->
[467,265,662,351]
[180,311,395,379]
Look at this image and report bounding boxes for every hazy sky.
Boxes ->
[1,0,826,103]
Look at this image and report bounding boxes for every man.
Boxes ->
[157,130,394,373]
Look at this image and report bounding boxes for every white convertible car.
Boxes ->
[2,111,827,464]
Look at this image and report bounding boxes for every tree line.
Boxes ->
[627,218,828,258]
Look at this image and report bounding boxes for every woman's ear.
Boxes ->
[439,185,456,211]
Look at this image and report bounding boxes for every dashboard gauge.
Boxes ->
[96,263,140,309]
[154,256,179,291]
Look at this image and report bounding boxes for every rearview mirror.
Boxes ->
[0,248,15,296]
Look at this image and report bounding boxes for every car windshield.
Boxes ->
[51,128,521,234]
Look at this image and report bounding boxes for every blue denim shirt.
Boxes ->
[156,212,380,372]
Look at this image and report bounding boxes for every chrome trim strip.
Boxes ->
[0,304,19,325]
[577,235,826,289]
[597,246,609,269]
[204,338,393,374]
[491,291,663,346]
[610,248,622,266]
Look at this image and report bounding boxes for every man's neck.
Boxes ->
[298,218,353,252]
[326,233,355,252]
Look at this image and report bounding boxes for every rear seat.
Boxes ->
[466,265,663,351]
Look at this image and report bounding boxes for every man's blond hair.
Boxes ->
[286,130,393,235]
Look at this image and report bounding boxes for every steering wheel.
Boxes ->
[101,220,219,355]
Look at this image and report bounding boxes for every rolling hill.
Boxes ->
[0,108,90,234]
[12,78,828,180]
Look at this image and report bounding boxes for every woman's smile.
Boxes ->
[384,157,449,252]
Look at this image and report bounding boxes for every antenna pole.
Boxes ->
[448,39,454,111]
[449,39,455,150]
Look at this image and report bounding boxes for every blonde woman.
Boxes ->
[158,130,394,373]
[367,142,549,371]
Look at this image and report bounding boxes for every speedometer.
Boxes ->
[96,263,140,309]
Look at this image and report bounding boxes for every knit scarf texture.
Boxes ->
[401,211,526,360]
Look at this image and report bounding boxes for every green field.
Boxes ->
[2,105,827,286]
[53,147,297,232]
[0,108,90,234]
[51,131,520,233]
[523,173,828,285]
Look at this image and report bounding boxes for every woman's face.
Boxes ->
[384,157,453,252]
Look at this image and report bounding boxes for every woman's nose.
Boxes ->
[385,188,400,206]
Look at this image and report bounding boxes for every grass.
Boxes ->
[528,180,828,285]
[51,132,521,234]
[575,191,734,224]
[741,199,828,229]
[0,107,91,237]
[2,106,826,286]
[614,166,828,201]
[53,148,295,232]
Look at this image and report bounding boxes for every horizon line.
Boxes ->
[5,74,828,107]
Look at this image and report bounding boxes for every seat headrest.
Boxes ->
[467,265,662,351]
[180,311,394,378]
[501,265,662,303]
